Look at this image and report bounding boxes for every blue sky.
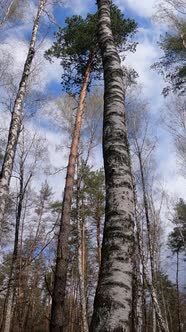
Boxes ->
[1,0,186,208]
[1,0,186,287]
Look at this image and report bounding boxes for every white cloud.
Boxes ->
[31,127,67,200]
[65,0,158,17]
[22,121,68,200]
[1,0,186,207]
[31,38,62,92]
[124,26,164,104]
[158,139,186,199]
[115,0,157,17]
[123,23,186,204]
[0,38,28,76]
[0,37,61,94]
[65,0,92,15]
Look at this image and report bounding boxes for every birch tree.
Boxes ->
[126,86,170,332]
[0,0,48,227]
[90,1,136,330]
[0,128,48,332]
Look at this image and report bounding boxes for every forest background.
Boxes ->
[0,0,186,331]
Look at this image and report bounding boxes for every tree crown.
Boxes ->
[45,4,137,94]
[153,21,186,96]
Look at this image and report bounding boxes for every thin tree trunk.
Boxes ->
[76,176,89,332]
[0,0,45,226]
[95,208,101,269]
[16,193,28,331]
[141,174,156,331]
[142,267,147,332]
[50,52,94,332]
[131,258,139,332]
[134,200,169,332]
[1,290,14,332]
[132,177,144,332]
[137,149,155,285]
[0,0,15,28]
[81,217,86,276]
[167,301,173,332]
[136,147,167,331]
[24,256,41,331]
[176,250,181,332]
[0,161,31,332]
[160,277,170,332]
[152,307,157,332]
[141,216,147,332]
[90,1,134,331]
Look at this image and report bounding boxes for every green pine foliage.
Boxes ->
[168,198,186,253]
[45,5,137,94]
[153,22,186,96]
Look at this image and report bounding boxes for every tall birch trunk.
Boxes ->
[132,237,143,332]
[137,149,155,284]
[0,0,45,226]
[132,176,143,332]
[90,1,134,330]
[50,53,94,332]
[137,148,157,331]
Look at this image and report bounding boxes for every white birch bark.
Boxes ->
[132,177,144,332]
[2,290,14,332]
[0,0,45,227]
[90,1,134,330]
[135,200,169,332]
[137,148,170,331]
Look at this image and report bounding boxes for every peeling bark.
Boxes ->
[90,1,134,331]
[0,0,45,227]
[50,53,94,332]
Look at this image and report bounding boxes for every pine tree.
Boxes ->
[167,199,186,332]
[153,0,186,95]
[46,7,137,331]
